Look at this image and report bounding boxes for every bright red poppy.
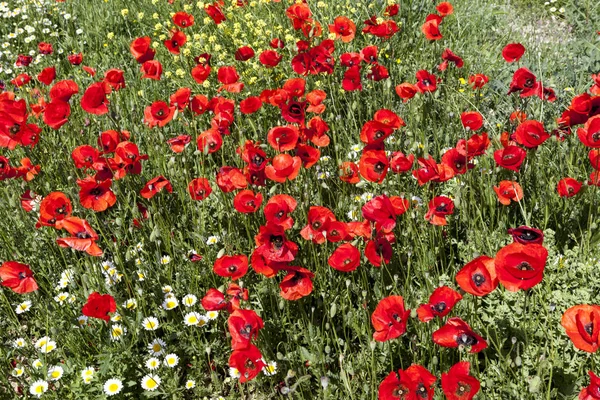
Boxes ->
[502,43,525,62]
[425,196,454,226]
[514,120,550,148]
[56,217,103,256]
[233,190,263,214]
[228,344,265,383]
[267,126,299,151]
[328,243,361,272]
[494,242,548,291]
[144,101,175,128]
[557,178,583,198]
[0,261,38,294]
[141,176,173,199]
[80,82,110,115]
[578,116,600,148]
[379,365,437,400]
[580,370,600,399]
[417,286,462,322]
[214,254,249,280]
[455,255,498,296]
[228,309,264,350]
[77,177,116,212]
[441,361,481,400]
[265,154,302,183]
[82,292,116,322]
[494,180,523,205]
[561,305,600,353]
[371,295,410,342]
[329,16,356,42]
[279,266,314,300]
[493,145,527,171]
[432,317,487,353]
[37,191,72,228]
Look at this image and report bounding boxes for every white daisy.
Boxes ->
[29,380,48,398]
[35,336,56,354]
[145,357,161,370]
[141,374,161,391]
[48,365,64,381]
[206,235,220,245]
[32,359,42,369]
[81,367,94,384]
[206,310,219,320]
[103,378,123,396]
[110,324,127,341]
[185,379,195,389]
[163,354,179,368]
[123,298,137,310]
[160,255,171,265]
[183,312,206,327]
[12,366,24,377]
[229,367,241,379]
[15,300,32,314]
[162,296,179,311]
[148,338,166,356]
[182,294,197,307]
[263,361,277,376]
[13,337,26,348]
[142,317,159,331]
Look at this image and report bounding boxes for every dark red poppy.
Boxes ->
[557,178,583,198]
[173,11,194,28]
[279,266,314,300]
[0,262,38,294]
[187,178,212,201]
[365,232,394,267]
[441,361,480,400]
[439,48,463,71]
[506,227,543,246]
[229,344,265,383]
[214,254,248,280]
[67,52,83,65]
[97,129,127,153]
[433,317,487,353]
[455,255,498,296]
[235,46,255,61]
[416,70,438,93]
[295,143,320,168]
[264,194,297,229]
[328,243,361,272]
[561,305,600,353]
[233,190,263,214]
[255,222,298,263]
[38,42,53,55]
[37,192,72,228]
[425,196,454,226]
[56,217,103,256]
[502,43,525,62]
[130,36,155,63]
[371,295,410,342]
[580,370,600,399]
[77,177,116,212]
[110,141,148,179]
[167,135,191,153]
[339,161,360,184]
[103,68,125,90]
[300,206,335,244]
[265,154,302,183]
[342,66,362,91]
[205,2,226,24]
[578,116,600,148]
[81,292,116,322]
[417,286,463,322]
[508,67,538,97]
[495,242,548,291]
[493,145,527,171]
[329,16,356,42]
[140,176,173,199]
[144,101,175,128]
[80,82,110,115]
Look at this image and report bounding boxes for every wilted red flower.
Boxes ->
[433,317,487,353]
[417,286,462,322]
[557,178,583,198]
[77,177,116,212]
[580,370,600,399]
[265,154,302,183]
[456,255,498,296]
[279,266,314,300]
[493,180,523,205]
[188,178,212,201]
[144,101,175,128]
[493,145,527,171]
[214,254,249,280]
[216,167,247,192]
[494,242,548,291]
[82,292,116,322]
[561,305,600,353]
[328,243,361,272]
[507,226,544,245]
[439,48,463,71]
[502,43,525,62]
[80,82,110,115]
[371,295,410,342]
[167,135,191,153]
[228,344,265,383]
[140,176,173,199]
[0,261,38,294]
[329,16,356,42]
[56,217,103,256]
[441,361,480,400]
[359,150,388,183]
[425,196,454,226]
[233,190,263,214]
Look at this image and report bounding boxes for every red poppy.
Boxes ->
[441,148,471,175]
[267,126,299,152]
[216,167,247,192]
[205,2,226,24]
[98,129,128,153]
[578,116,600,148]
[469,74,489,89]
[557,178,583,198]
[416,70,438,92]
[306,89,326,113]
[412,156,451,184]
[38,42,53,55]
[296,143,320,168]
[217,66,244,93]
[508,67,538,97]
[328,243,361,272]
[197,129,223,154]
[514,120,550,148]
[214,254,248,280]
[254,222,298,263]
[425,196,454,226]
[56,217,103,256]
[279,266,314,300]
[82,66,96,77]
[173,11,194,28]
[67,52,83,65]
[235,46,255,61]
[0,261,38,294]
[379,365,437,400]
[111,141,148,179]
[493,145,527,171]
[103,68,126,90]
[265,154,302,183]
[250,249,285,278]
[395,83,418,102]
[77,177,116,212]
[169,88,191,110]
[329,16,356,42]
[561,305,600,353]
[365,232,394,267]
[456,132,490,158]
[233,190,263,214]
[502,43,525,62]
[507,226,544,245]
[421,18,442,41]
[441,361,480,400]
[191,63,211,84]
[460,111,483,131]
[130,36,155,63]
[494,180,523,205]
[580,370,600,399]
[16,158,40,182]
[80,82,110,115]
[167,135,191,153]
[140,176,173,199]
[37,66,56,85]
[238,97,261,115]
[50,80,79,101]
[188,178,212,201]
[140,60,162,80]
[433,317,487,353]
[359,150,388,183]
[437,2,454,16]
[144,101,175,128]
[439,48,463,71]
[228,309,264,349]
[342,66,362,91]
[264,194,297,229]
[228,344,265,383]
[494,242,548,291]
[43,101,71,130]
[300,206,335,244]
[81,292,116,322]
[259,50,283,68]
[371,295,410,342]
[164,30,187,54]
[362,194,398,232]
[590,149,600,170]
[20,190,38,212]
[362,17,399,39]
[455,255,498,296]
[37,191,72,228]
[339,161,360,184]
[417,286,462,322]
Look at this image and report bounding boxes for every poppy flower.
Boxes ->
[56,217,103,256]
[493,145,527,172]
[202,288,230,311]
[441,148,471,175]
[557,178,583,198]
[441,361,480,400]
[67,52,83,65]
[371,295,410,342]
[425,196,454,226]
[300,206,335,244]
[508,67,538,97]
[416,70,438,92]
[514,120,550,148]
[82,292,116,322]
[265,154,302,183]
[130,36,155,63]
[365,232,394,267]
[437,2,454,16]
[577,116,600,148]
[589,149,600,170]
[362,17,399,39]
[37,191,72,227]
[167,135,191,153]
[43,101,71,130]
[279,266,314,300]
[421,18,442,41]
[216,167,247,192]
[164,30,187,54]
[217,66,244,93]
[342,66,362,91]
[456,255,498,296]
[379,365,437,400]
[228,309,264,349]
[395,83,418,102]
[502,43,525,62]
[506,226,543,246]
[306,89,326,113]
[235,46,255,61]
[111,141,148,179]
[417,286,463,322]
[439,48,463,71]
[339,161,360,184]
[255,222,298,263]
[144,101,175,128]
[205,2,226,24]
[49,80,80,103]
[326,221,348,242]
[264,194,297,229]
[214,255,249,280]
[328,243,361,272]
[296,143,320,168]
[20,190,38,212]
[259,50,283,68]
[97,129,127,153]
[362,194,398,232]
[169,88,191,110]
[359,150,388,183]
[37,66,56,85]
[140,60,162,80]
[197,129,223,154]
[250,250,285,278]
[38,42,53,54]
[329,16,356,42]
[77,177,116,212]
[16,158,40,182]
[433,317,487,353]
[460,111,483,131]
[580,370,600,399]
[80,82,110,115]
[141,176,173,199]
[240,97,262,114]
[228,344,265,383]
[494,242,548,291]
[191,63,211,84]
[0,261,38,294]
[561,305,600,353]
[412,156,451,185]
[493,180,523,205]
[233,190,263,214]
[187,178,212,201]
[103,68,126,90]
[267,126,299,152]
[456,133,490,158]
[173,11,194,28]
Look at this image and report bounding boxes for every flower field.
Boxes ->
[1,0,599,398]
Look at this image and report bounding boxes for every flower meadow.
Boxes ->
[0,0,599,398]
